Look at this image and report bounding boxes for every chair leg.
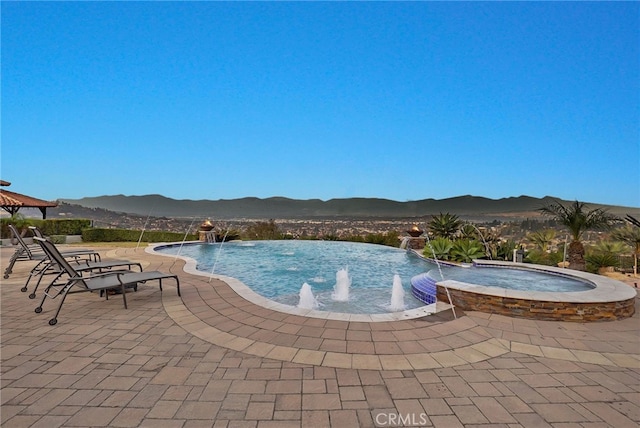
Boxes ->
[35,289,49,314]
[121,284,127,309]
[36,278,67,314]
[47,283,74,325]
[4,256,17,278]
[22,261,51,293]
[21,274,34,293]
[28,271,49,299]
[4,248,25,278]
[32,272,64,300]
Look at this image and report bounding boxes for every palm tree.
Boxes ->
[526,229,556,252]
[496,239,518,261]
[585,240,628,273]
[611,224,640,275]
[525,229,559,266]
[428,212,462,240]
[538,200,618,271]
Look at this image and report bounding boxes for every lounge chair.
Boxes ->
[22,226,143,298]
[33,237,180,326]
[22,239,144,300]
[4,224,100,280]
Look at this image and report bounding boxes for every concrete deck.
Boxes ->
[2,244,639,427]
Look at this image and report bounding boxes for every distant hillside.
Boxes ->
[59,194,640,219]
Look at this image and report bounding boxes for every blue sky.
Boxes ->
[2,1,639,207]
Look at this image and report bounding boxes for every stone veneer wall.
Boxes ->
[406,237,426,250]
[437,286,636,322]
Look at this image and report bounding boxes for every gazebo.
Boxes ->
[0,180,58,219]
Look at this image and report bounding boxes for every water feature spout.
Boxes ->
[399,237,411,250]
[298,282,319,309]
[389,274,405,311]
[466,223,492,260]
[424,230,457,319]
[332,268,351,301]
[208,229,229,282]
[172,217,197,267]
[136,207,154,250]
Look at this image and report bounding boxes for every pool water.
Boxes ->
[156,240,595,315]
[157,240,431,313]
[426,264,593,292]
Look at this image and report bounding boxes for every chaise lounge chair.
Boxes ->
[4,224,100,280]
[22,241,145,300]
[21,226,146,298]
[33,237,180,325]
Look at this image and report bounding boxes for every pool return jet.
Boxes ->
[423,228,457,319]
[209,229,229,282]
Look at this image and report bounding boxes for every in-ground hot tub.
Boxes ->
[412,259,636,321]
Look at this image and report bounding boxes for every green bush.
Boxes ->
[50,235,67,244]
[369,231,401,247]
[0,215,30,238]
[339,231,401,247]
[525,249,563,266]
[495,240,518,261]
[82,228,197,243]
[0,218,91,238]
[450,239,485,263]
[35,219,92,236]
[243,220,283,240]
[423,237,453,260]
[585,252,620,273]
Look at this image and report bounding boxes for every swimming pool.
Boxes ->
[152,240,636,321]
[155,240,430,314]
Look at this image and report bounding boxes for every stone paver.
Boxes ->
[1,245,639,427]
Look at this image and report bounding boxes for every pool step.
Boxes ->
[411,273,438,305]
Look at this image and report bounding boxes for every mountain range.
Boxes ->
[59,194,640,220]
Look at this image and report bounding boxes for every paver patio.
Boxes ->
[1,244,639,427]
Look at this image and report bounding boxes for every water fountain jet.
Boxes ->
[332,268,351,301]
[389,274,405,311]
[298,283,319,309]
[466,223,492,260]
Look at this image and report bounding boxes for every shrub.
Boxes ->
[362,231,401,247]
[525,249,563,266]
[450,239,485,263]
[495,240,518,261]
[0,218,91,238]
[423,237,453,260]
[35,219,92,236]
[585,252,620,273]
[0,215,30,239]
[50,235,67,244]
[243,220,283,240]
[82,228,197,243]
